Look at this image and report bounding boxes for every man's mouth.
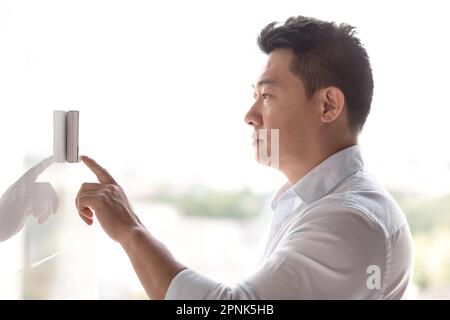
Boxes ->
[252,138,264,145]
[251,131,265,145]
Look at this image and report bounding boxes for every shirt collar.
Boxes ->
[271,144,364,209]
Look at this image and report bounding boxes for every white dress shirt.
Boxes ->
[165,145,414,299]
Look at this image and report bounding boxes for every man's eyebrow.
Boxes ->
[252,78,279,89]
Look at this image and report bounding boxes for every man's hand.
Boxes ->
[75,155,186,299]
[75,155,144,244]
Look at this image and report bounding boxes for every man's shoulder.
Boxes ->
[303,169,408,238]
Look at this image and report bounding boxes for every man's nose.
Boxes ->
[244,102,262,128]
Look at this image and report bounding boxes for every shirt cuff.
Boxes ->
[165,268,216,300]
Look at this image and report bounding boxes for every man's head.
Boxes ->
[245,16,374,181]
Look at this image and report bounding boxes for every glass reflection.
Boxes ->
[0,156,58,242]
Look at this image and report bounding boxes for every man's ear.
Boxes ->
[319,86,345,124]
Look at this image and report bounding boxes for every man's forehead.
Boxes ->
[253,50,293,86]
[253,67,281,88]
[253,63,279,87]
[266,49,293,68]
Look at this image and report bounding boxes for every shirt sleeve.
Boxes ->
[165,206,392,300]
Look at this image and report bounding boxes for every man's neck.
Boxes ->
[283,141,358,185]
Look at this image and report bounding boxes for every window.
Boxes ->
[1,0,449,299]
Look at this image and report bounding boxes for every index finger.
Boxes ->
[18,156,54,184]
[80,155,117,184]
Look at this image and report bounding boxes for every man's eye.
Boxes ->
[253,93,271,100]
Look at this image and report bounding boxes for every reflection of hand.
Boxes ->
[75,155,143,244]
[0,156,59,242]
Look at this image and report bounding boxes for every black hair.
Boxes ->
[258,16,374,133]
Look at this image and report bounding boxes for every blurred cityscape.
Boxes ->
[2,179,450,299]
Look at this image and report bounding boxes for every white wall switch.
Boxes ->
[53,110,80,163]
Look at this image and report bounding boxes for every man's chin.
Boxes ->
[255,151,273,167]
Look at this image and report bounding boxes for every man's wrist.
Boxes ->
[119,225,148,249]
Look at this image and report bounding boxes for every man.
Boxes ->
[76,16,414,299]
